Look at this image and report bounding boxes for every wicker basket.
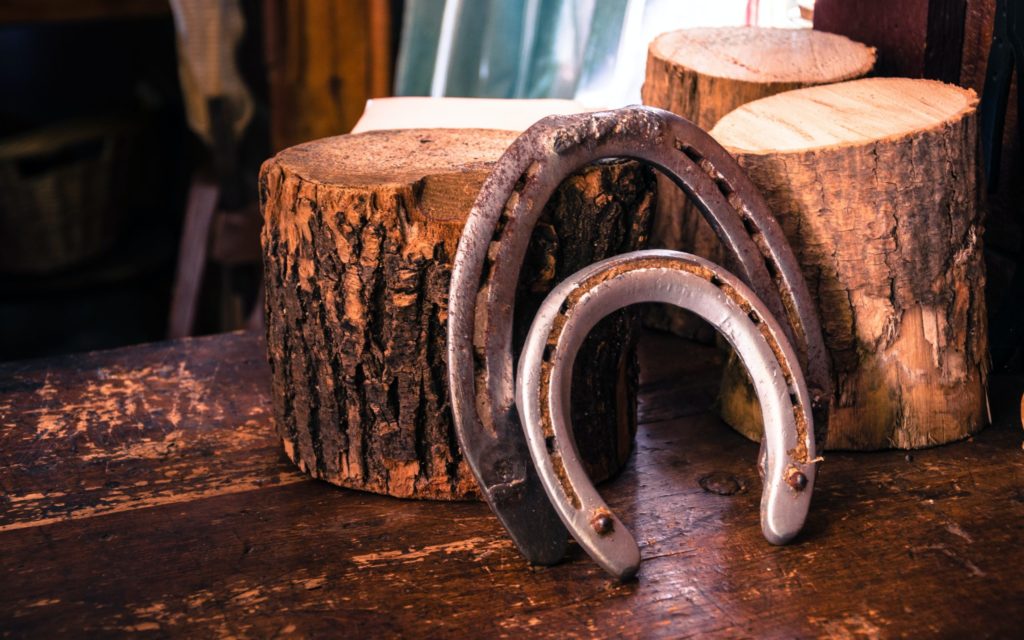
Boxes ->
[0,117,139,274]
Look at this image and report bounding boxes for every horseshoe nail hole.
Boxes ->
[513,172,529,193]
[545,435,557,454]
[715,177,734,199]
[492,215,507,240]
[748,309,761,324]
[790,393,800,406]
[494,458,515,483]
[763,258,778,279]
[699,471,746,496]
[472,349,486,372]
[479,257,495,285]
[674,139,703,164]
[741,215,758,236]
[710,274,724,287]
[543,343,556,362]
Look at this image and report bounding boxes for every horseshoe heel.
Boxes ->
[516,250,817,580]
[447,106,830,566]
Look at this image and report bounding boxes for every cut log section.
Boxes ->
[259,129,653,499]
[641,27,875,334]
[712,77,987,450]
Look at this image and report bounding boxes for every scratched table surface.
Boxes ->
[1,331,1022,638]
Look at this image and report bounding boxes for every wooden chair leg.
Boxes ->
[168,178,219,338]
[246,282,265,335]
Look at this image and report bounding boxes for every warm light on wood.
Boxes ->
[713,77,987,450]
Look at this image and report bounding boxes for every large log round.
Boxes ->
[642,27,875,335]
[712,78,987,450]
[259,129,653,499]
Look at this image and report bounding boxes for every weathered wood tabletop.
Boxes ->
[1,331,1022,638]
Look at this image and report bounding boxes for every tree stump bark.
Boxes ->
[259,129,654,499]
[712,77,987,449]
[641,27,875,335]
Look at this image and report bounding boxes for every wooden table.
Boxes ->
[2,331,1022,637]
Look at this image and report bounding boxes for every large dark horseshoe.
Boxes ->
[517,250,817,580]
[447,106,831,565]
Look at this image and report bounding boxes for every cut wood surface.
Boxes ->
[2,332,1023,637]
[712,77,987,450]
[642,28,875,337]
[644,28,876,124]
[259,129,653,499]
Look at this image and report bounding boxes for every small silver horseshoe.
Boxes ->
[516,250,817,580]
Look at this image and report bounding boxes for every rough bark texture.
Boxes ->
[641,27,875,335]
[259,129,653,499]
[712,77,988,450]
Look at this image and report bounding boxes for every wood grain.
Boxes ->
[713,78,988,450]
[644,28,876,127]
[710,77,976,152]
[1,332,1023,637]
[0,332,296,532]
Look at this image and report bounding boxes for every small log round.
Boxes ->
[259,129,653,499]
[642,27,875,334]
[712,77,987,450]
[643,27,875,130]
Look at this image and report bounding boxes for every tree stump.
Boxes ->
[259,129,654,499]
[641,27,875,335]
[712,77,987,449]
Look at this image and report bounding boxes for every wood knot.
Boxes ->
[698,471,745,496]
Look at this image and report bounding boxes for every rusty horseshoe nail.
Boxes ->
[591,510,615,535]
[785,466,809,491]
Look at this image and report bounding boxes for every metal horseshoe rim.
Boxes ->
[447,105,831,566]
[516,249,817,581]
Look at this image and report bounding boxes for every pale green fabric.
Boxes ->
[394,0,804,105]
[395,0,628,100]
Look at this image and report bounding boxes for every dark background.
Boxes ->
[0,0,401,362]
[1,0,1021,371]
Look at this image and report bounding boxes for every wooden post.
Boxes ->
[641,27,875,334]
[813,0,968,82]
[712,77,988,450]
[263,0,394,151]
[816,1,1024,350]
[259,129,654,499]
